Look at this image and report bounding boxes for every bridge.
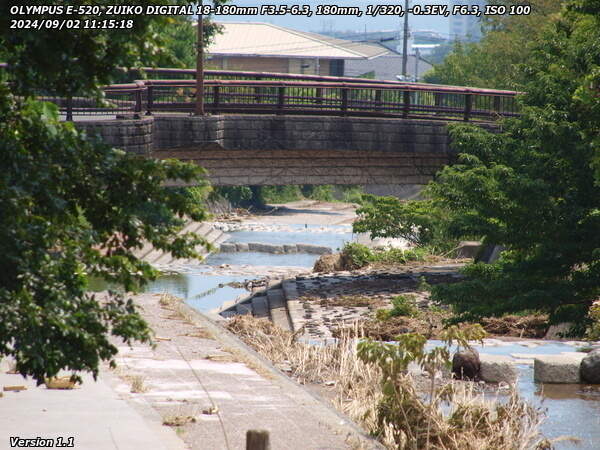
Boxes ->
[49,69,517,186]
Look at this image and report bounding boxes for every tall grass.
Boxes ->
[226,315,550,450]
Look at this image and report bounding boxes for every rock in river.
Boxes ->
[580,349,600,384]
[452,348,480,380]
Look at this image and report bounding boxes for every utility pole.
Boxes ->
[414,48,420,82]
[401,0,409,79]
[195,1,205,116]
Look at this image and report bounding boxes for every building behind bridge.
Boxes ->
[206,22,431,81]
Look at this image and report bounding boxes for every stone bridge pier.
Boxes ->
[75,114,458,187]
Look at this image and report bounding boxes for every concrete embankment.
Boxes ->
[132,220,228,266]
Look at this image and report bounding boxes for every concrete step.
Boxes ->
[132,240,155,260]
[251,295,269,319]
[136,221,212,265]
[167,223,215,264]
[143,248,169,265]
[267,289,292,331]
[180,220,201,235]
[204,228,224,244]
[235,302,253,316]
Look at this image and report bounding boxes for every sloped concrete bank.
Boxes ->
[132,220,229,267]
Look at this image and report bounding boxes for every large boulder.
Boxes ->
[544,322,575,339]
[219,243,237,253]
[235,242,249,252]
[580,349,600,384]
[452,349,480,380]
[479,354,517,384]
[313,253,343,272]
[283,244,298,253]
[248,242,284,254]
[534,354,586,383]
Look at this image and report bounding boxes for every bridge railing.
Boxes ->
[141,79,519,121]
[37,82,145,120]
[46,78,518,122]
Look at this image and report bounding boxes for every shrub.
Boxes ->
[378,295,420,320]
[371,247,428,265]
[586,301,600,341]
[341,242,373,269]
[258,185,302,204]
[304,185,335,202]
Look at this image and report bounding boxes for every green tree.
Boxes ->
[353,195,456,251]
[141,16,223,69]
[423,0,565,89]
[0,1,213,383]
[426,1,600,325]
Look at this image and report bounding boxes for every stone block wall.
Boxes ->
[75,117,153,155]
[73,114,496,186]
[153,115,451,154]
[151,115,455,186]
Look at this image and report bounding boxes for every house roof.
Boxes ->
[207,22,389,60]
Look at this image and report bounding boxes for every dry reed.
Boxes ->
[226,315,551,450]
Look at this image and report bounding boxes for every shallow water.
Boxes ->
[143,273,249,312]
[427,341,600,449]
[90,228,353,311]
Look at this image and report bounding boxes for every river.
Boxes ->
[93,201,600,449]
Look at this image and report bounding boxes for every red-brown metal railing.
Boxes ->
[48,77,519,121]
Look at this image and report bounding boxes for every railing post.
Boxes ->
[277,86,285,114]
[493,95,501,113]
[341,88,348,115]
[246,430,270,450]
[375,89,382,112]
[66,96,73,122]
[403,90,410,118]
[213,85,220,113]
[464,94,473,121]
[134,88,142,114]
[434,92,443,114]
[316,87,323,106]
[146,86,153,115]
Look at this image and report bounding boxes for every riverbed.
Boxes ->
[97,200,600,448]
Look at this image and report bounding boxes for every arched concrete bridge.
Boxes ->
[61,70,513,186]
[76,114,464,186]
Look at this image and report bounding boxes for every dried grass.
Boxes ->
[480,315,549,338]
[130,375,149,393]
[226,315,550,450]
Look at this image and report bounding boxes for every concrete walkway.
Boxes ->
[0,292,380,450]
[0,368,184,450]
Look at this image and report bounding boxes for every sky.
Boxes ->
[209,0,451,37]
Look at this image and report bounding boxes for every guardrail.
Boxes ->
[46,77,519,122]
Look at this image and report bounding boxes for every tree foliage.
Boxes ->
[423,0,565,89]
[140,16,223,69]
[0,1,214,383]
[427,1,600,324]
[353,195,456,250]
